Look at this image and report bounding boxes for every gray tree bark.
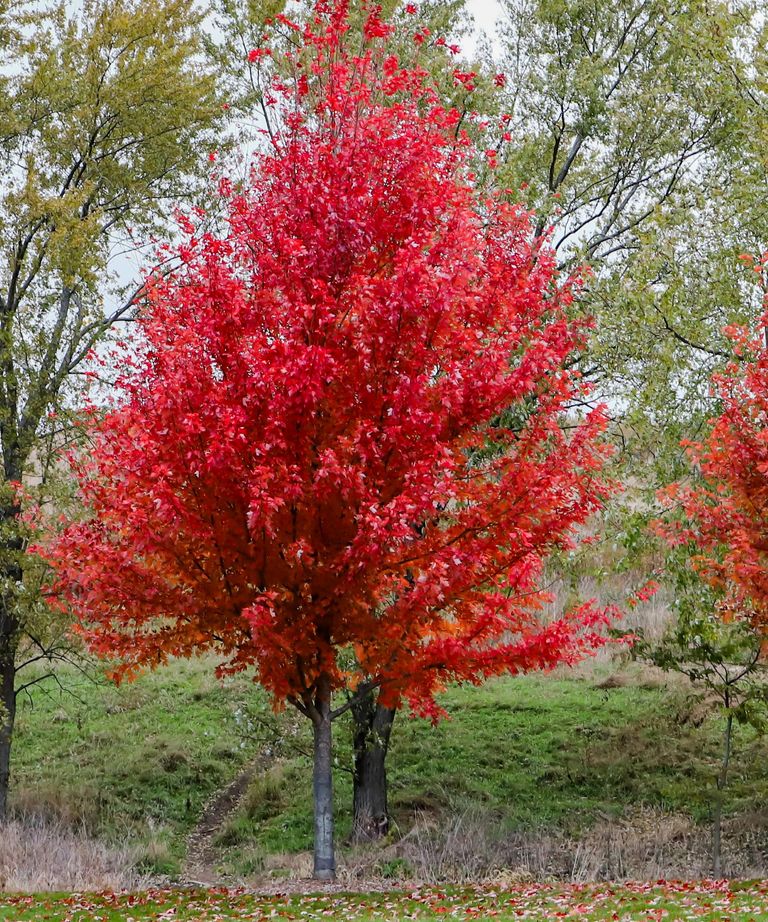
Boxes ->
[0,484,22,823]
[312,674,336,881]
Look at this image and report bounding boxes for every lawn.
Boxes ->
[2,882,768,921]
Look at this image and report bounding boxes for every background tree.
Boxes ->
[495,0,768,470]
[0,0,220,821]
[467,5,768,616]
[42,2,615,880]
[482,0,768,864]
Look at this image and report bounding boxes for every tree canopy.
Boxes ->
[42,1,615,877]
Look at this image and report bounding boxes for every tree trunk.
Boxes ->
[0,465,23,823]
[352,688,396,841]
[713,709,733,878]
[0,495,21,825]
[0,646,16,823]
[311,674,336,881]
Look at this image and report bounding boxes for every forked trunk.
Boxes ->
[312,674,335,881]
[352,688,395,841]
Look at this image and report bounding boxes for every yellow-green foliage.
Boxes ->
[0,0,223,819]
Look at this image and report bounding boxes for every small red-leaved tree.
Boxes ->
[652,294,768,875]
[659,304,768,632]
[42,3,614,879]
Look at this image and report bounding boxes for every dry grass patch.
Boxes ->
[0,815,145,892]
[385,806,768,884]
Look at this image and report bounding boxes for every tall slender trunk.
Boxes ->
[0,448,23,824]
[352,688,396,841]
[713,709,733,878]
[0,649,16,823]
[0,493,21,825]
[312,673,335,881]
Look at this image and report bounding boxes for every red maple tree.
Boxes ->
[41,3,615,878]
[658,298,768,635]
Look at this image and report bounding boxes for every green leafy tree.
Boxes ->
[500,0,768,869]
[496,0,766,463]
[0,0,221,821]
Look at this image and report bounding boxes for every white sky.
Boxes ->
[466,0,504,49]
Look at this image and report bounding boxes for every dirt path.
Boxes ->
[182,758,267,886]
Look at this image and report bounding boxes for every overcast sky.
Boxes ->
[466,0,503,30]
[463,0,504,52]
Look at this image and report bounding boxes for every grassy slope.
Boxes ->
[10,659,270,874]
[217,672,768,865]
[9,659,768,877]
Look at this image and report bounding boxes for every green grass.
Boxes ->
[11,658,271,874]
[3,882,768,921]
[216,671,768,866]
[10,660,768,877]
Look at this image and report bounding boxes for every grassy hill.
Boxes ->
[8,658,768,884]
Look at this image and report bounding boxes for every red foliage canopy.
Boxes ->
[42,3,613,717]
[658,307,768,635]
